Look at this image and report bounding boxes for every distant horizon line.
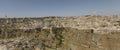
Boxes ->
[0,15,120,18]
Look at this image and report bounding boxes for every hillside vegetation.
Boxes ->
[0,16,120,50]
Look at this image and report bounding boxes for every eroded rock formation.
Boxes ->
[0,16,120,50]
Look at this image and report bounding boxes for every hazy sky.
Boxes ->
[0,0,120,17]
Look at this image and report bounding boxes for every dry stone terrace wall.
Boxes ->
[0,16,120,33]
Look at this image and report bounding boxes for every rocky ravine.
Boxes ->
[0,16,120,50]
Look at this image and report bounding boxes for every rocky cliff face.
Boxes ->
[1,16,120,30]
[0,16,120,50]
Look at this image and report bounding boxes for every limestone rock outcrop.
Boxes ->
[0,16,120,50]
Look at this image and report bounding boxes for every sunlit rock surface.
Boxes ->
[0,16,120,50]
